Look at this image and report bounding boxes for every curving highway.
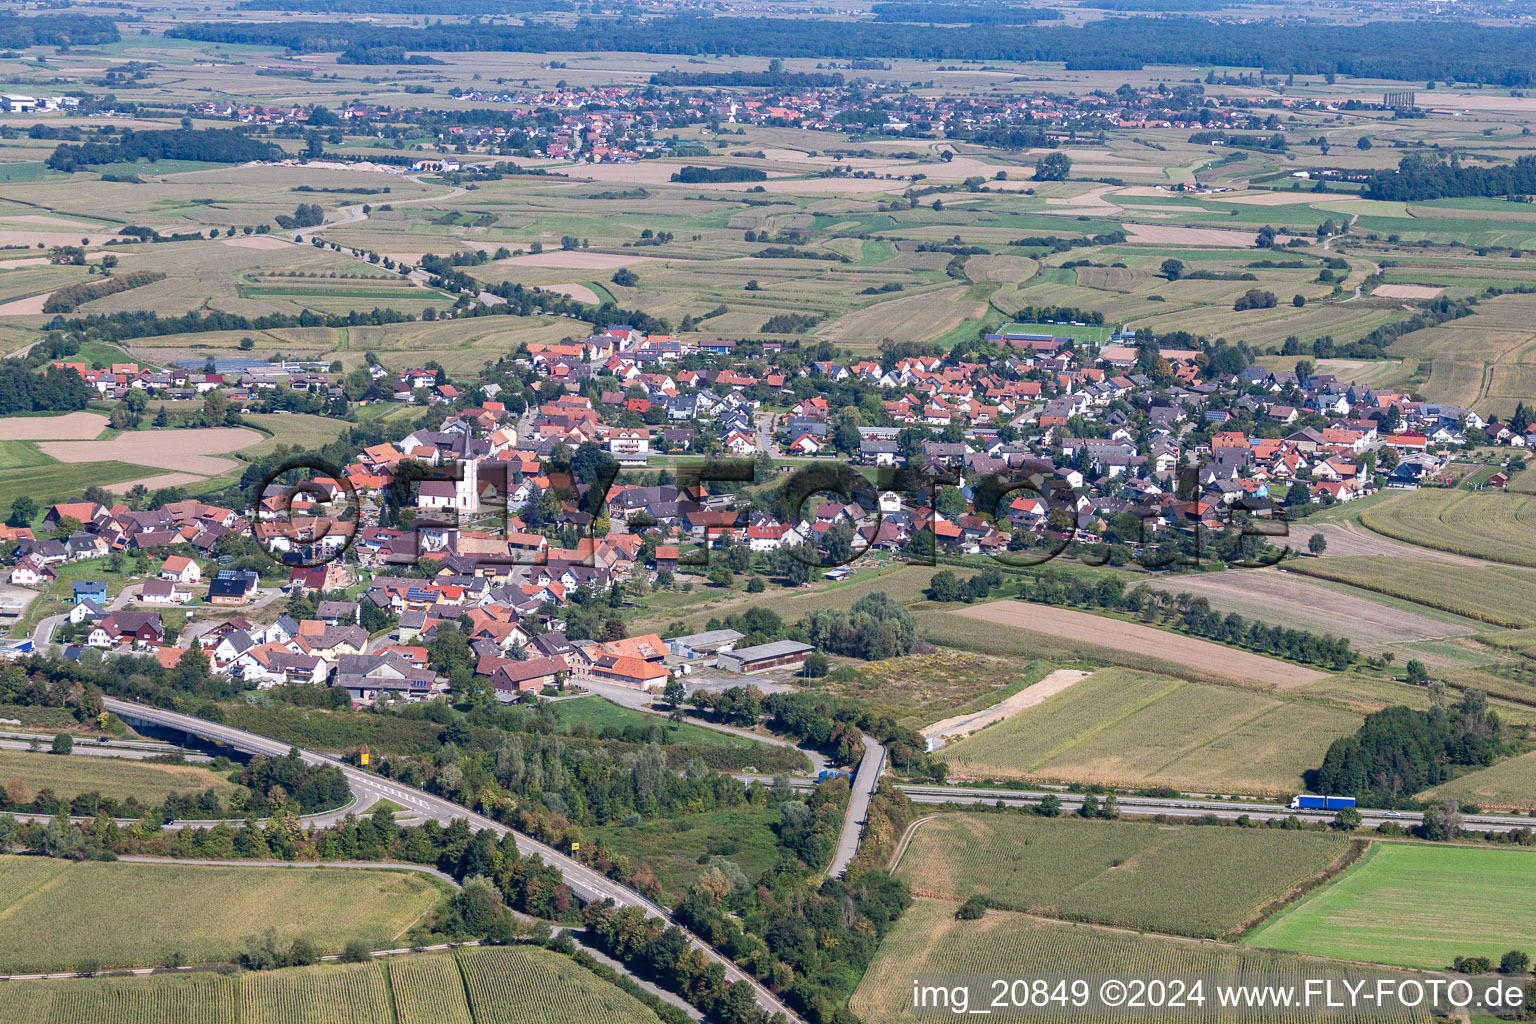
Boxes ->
[102,696,804,1023]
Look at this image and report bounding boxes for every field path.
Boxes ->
[950,601,1327,688]
[920,669,1091,749]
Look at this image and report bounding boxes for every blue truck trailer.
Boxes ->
[1289,794,1356,810]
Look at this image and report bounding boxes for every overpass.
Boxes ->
[104,697,804,1023]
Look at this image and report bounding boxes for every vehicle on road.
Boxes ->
[1289,794,1357,810]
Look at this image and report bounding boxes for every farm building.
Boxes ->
[717,640,814,675]
[666,628,744,659]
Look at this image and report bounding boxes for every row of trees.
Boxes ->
[1019,569,1354,670]
[168,16,1536,85]
[46,128,281,173]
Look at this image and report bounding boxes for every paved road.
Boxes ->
[827,735,884,879]
[889,783,1533,834]
[102,696,803,1023]
[0,738,213,762]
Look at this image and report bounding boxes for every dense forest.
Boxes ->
[45,129,283,173]
[871,2,1063,23]
[1315,692,1516,804]
[0,363,93,415]
[168,16,1536,83]
[1363,153,1536,200]
[0,13,119,48]
[237,0,571,9]
[670,165,768,183]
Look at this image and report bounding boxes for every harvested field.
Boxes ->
[1123,224,1280,247]
[38,427,264,477]
[1372,283,1445,299]
[0,291,54,315]
[1147,567,1485,646]
[0,412,108,440]
[1302,521,1480,563]
[950,601,1328,687]
[104,471,208,493]
[493,251,663,270]
[819,285,987,345]
[542,282,600,303]
[920,669,1090,747]
[221,235,295,250]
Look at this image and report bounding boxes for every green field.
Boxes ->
[0,461,158,516]
[0,945,660,1024]
[935,669,1360,795]
[897,813,1352,939]
[1287,556,1536,628]
[590,806,783,903]
[852,899,1428,1023]
[0,858,443,974]
[1245,843,1536,969]
[552,695,753,748]
[0,750,238,805]
[1359,490,1536,568]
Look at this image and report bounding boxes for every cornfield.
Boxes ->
[390,953,473,1024]
[457,946,660,1024]
[1359,489,1536,568]
[0,946,661,1024]
[240,962,392,1024]
[852,899,1431,1023]
[896,814,1351,939]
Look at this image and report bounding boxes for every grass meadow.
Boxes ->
[1245,843,1536,969]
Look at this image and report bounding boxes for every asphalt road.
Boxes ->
[102,696,803,1023]
[890,783,1534,834]
[827,735,884,879]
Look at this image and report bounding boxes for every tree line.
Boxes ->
[166,16,1536,85]
[0,13,118,47]
[1363,153,1536,201]
[45,128,282,173]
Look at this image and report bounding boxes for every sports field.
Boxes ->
[851,899,1428,1024]
[935,668,1360,795]
[895,813,1351,939]
[0,946,662,1024]
[0,750,237,804]
[1245,843,1536,969]
[0,858,444,974]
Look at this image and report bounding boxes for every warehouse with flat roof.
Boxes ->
[666,628,744,659]
[716,640,814,675]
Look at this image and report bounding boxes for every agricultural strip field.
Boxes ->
[1358,489,1536,568]
[0,750,237,804]
[1146,567,1487,647]
[0,857,443,974]
[896,813,1352,939]
[37,427,265,479]
[1245,843,1536,970]
[949,602,1329,687]
[935,668,1360,795]
[1284,556,1536,628]
[1417,750,1536,811]
[0,461,164,515]
[0,945,660,1024]
[851,899,1429,1023]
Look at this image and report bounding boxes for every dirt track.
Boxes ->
[921,668,1091,746]
[950,601,1328,688]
